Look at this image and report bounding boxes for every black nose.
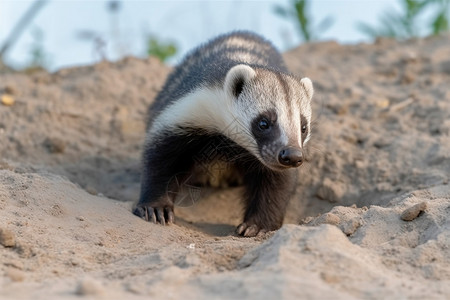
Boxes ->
[278,148,303,167]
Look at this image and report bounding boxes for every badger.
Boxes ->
[133,31,314,237]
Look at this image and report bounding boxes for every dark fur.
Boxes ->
[134,31,298,236]
[147,31,288,129]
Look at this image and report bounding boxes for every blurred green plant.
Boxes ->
[273,0,334,42]
[146,36,177,62]
[430,0,450,34]
[357,0,450,39]
[24,27,50,71]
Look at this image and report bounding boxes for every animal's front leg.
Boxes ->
[133,136,194,225]
[237,168,295,237]
[133,156,177,225]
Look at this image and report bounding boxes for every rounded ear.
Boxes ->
[300,77,314,101]
[224,64,256,98]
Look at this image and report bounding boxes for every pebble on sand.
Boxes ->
[75,278,106,296]
[0,228,16,247]
[6,268,25,282]
[1,94,15,106]
[401,202,427,221]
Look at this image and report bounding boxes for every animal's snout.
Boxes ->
[278,148,303,167]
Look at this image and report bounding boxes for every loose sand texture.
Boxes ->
[0,35,449,299]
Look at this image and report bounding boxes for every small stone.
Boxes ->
[341,219,362,235]
[317,213,341,226]
[85,186,97,195]
[401,202,427,221]
[0,228,16,247]
[1,94,15,106]
[342,132,357,144]
[43,137,66,154]
[373,138,390,149]
[320,271,341,284]
[70,259,79,266]
[6,268,25,282]
[76,278,105,296]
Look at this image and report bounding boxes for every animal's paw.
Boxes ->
[236,222,267,237]
[133,205,174,225]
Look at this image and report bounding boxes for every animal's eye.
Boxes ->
[258,118,270,130]
[301,125,307,134]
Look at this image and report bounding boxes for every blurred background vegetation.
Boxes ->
[357,0,449,39]
[274,0,334,42]
[0,0,449,73]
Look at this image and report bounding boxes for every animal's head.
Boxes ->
[223,64,313,171]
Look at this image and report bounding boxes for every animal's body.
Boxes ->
[133,31,314,237]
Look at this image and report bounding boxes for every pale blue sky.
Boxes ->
[1,0,397,70]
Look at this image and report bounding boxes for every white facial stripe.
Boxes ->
[277,105,291,146]
[289,76,304,148]
[274,82,290,146]
[148,87,262,161]
[292,105,302,147]
[277,74,304,148]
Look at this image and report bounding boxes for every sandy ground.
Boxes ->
[0,35,449,299]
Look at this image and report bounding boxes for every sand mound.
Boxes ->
[1,35,449,299]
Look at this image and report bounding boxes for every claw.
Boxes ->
[148,207,157,224]
[236,222,261,237]
[166,207,175,224]
[156,207,165,225]
[236,223,247,235]
[144,206,149,221]
[243,224,259,237]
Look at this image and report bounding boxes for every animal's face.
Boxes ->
[224,65,313,171]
